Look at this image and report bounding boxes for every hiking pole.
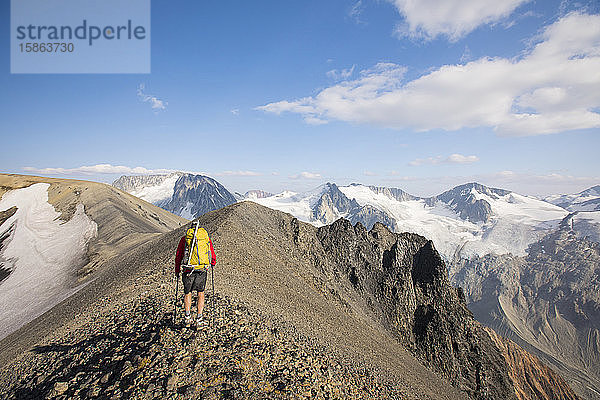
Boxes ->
[173,276,179,325]
[211,263,215,325]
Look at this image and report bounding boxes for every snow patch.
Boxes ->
[0,183,97,340]
[179,201,195,220]
[246,188,325,227]
[129,173,179,205]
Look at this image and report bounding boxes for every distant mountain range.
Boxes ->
[249,182,600,261]
[545,185,600,212]
[113,174,600,262]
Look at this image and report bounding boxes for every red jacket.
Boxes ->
[175,236,216,275]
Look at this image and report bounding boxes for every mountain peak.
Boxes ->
[448,182,511,197]
[112,173,236,220]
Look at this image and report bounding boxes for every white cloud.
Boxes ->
[447,153,479,164]
[289,171,322,180]
[409,153,479,166]
[137,84,167,111]
[391,0,530,41]
[326,65,356,81]
[231,108,240,115]
[459,45,472,63]
[349,1,365,24]
[364,171,377,176]
[215,170,262,177]
[23,164,175,175]
[304,116,329,125]
[257,13,600,136]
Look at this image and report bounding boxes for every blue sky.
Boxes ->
[1,0,599,197]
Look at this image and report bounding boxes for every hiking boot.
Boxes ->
[185,314,191,328]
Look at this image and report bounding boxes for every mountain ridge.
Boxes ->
[0,200,579,399]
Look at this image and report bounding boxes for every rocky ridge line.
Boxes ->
[0,281,403,399]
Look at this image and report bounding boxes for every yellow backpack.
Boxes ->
[184,224,211,270]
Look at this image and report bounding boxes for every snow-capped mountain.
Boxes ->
[113,173,236,219]
[164,174,237,219]
[248,182,568,260]
[112,172,182,206]
[431,183,511,223]
[545,185,600,212]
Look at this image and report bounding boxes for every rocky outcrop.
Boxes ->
[308,219,524,399]
[0,206,16,227]
[484,327,580,400]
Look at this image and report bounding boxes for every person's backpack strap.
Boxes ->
[183,221,200,272]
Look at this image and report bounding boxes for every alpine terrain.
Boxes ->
[249,182,600,399]
[0,188,578,399]
[243,190,274,199]
[450,215,600,399]
[113,172,237,220]
[545,186,600,212]
[0,174,186,341]
[248,182,571,260]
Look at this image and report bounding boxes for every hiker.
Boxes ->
[175,222,216,327]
